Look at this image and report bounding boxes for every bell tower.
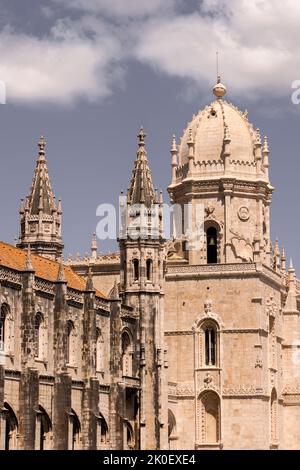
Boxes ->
[119,128,168,450]
[17,136,64,260]
[168,78,273,266]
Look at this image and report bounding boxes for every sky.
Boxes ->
[0,0,300,269]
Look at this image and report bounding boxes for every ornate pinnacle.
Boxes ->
[57,257,65,282]
[263,136,269,154]
[24,244,34,271]
[38,136,46,159]
[138,127,146,146]
[171,135,177,153]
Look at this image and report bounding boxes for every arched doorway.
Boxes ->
[36,406,52,450]
[3,402,18,450]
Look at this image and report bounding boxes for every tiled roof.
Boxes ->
[0,241,107,299]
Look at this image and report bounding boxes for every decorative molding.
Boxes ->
[0,268,22,287]
[167,263,257,275]
[168,382,194,397]
[95,298,110,313]
[223,385,266,396]
[35,278,54,296]
[165,330,193,336]
[67,288,84,306]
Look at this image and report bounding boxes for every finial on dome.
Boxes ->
[213,76,227,99]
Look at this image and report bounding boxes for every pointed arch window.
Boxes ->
[0,303,9,352]
[96,328,104,372]
[36,406,52,450]
[69,409,81,450]
[198,320,219,368]
[122,331,133,377]
[132,259,139,281]
[270,388,278,446]
[34,313,43,358]
[67,320,76,365]
[97,413,109,449]
[146,259,153,281]
[3,402,18,450]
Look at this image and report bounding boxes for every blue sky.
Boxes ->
[0,0,300,269]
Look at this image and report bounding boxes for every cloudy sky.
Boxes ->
[0,0,300,268]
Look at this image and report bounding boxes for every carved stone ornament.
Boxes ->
[205,205,215,218]
[238,206,250,221]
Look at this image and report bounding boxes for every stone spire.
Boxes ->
[17,136,64,261]
[284,259,297,311]
[85,266,95,292]
[57,258,66,283]
[171,135,178,185]
[24,244,34,272]
[127,128,155,208]
[91,232,97,261]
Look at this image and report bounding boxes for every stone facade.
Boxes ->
[1,79,300,450]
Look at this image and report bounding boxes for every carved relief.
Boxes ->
[230,229,253,262]
[238,206,250,221]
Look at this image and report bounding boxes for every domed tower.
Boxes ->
[168,77,273,266]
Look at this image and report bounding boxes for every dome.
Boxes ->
[178,89,256,168]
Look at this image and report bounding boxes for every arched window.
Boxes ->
[34,313,43,358]
[132,259,139,281]
[124,421,134,450]
[96,328,103,372]
[146,259,153,281]
[203,323,218,367]
[206,227,218,264]
[269,316,276,369]
[67,321,76,365]
[270,388,278,445]
[0,303,9,352]
[122,331,133,377]
[168,409,177,449]
[199,391,220,444]
[97,413,109,449]
[3,402,18,450]
[36,406,52,450]
[69,409,81,450]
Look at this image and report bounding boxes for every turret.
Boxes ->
[17,136,64,260]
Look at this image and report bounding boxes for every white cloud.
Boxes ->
[0,19,123,105]
[51,0,177,18]
[134,0,300,100]
[1,0,300,105]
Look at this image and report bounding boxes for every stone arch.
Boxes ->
[97,412,109,449]
[36,405,52,450]
[198,391,221,444]
[69,408,81,450]
[168,409,178,449]
[270,388,278,445]
[0,303,11,353]
[96,327,104,372]
[66,320,76,365]
[204,220,222,264]
[194,316,221,369]
[121,329,133,377]
[3,402,18,450]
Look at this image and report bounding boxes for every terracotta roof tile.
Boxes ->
[0,241,107,299]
